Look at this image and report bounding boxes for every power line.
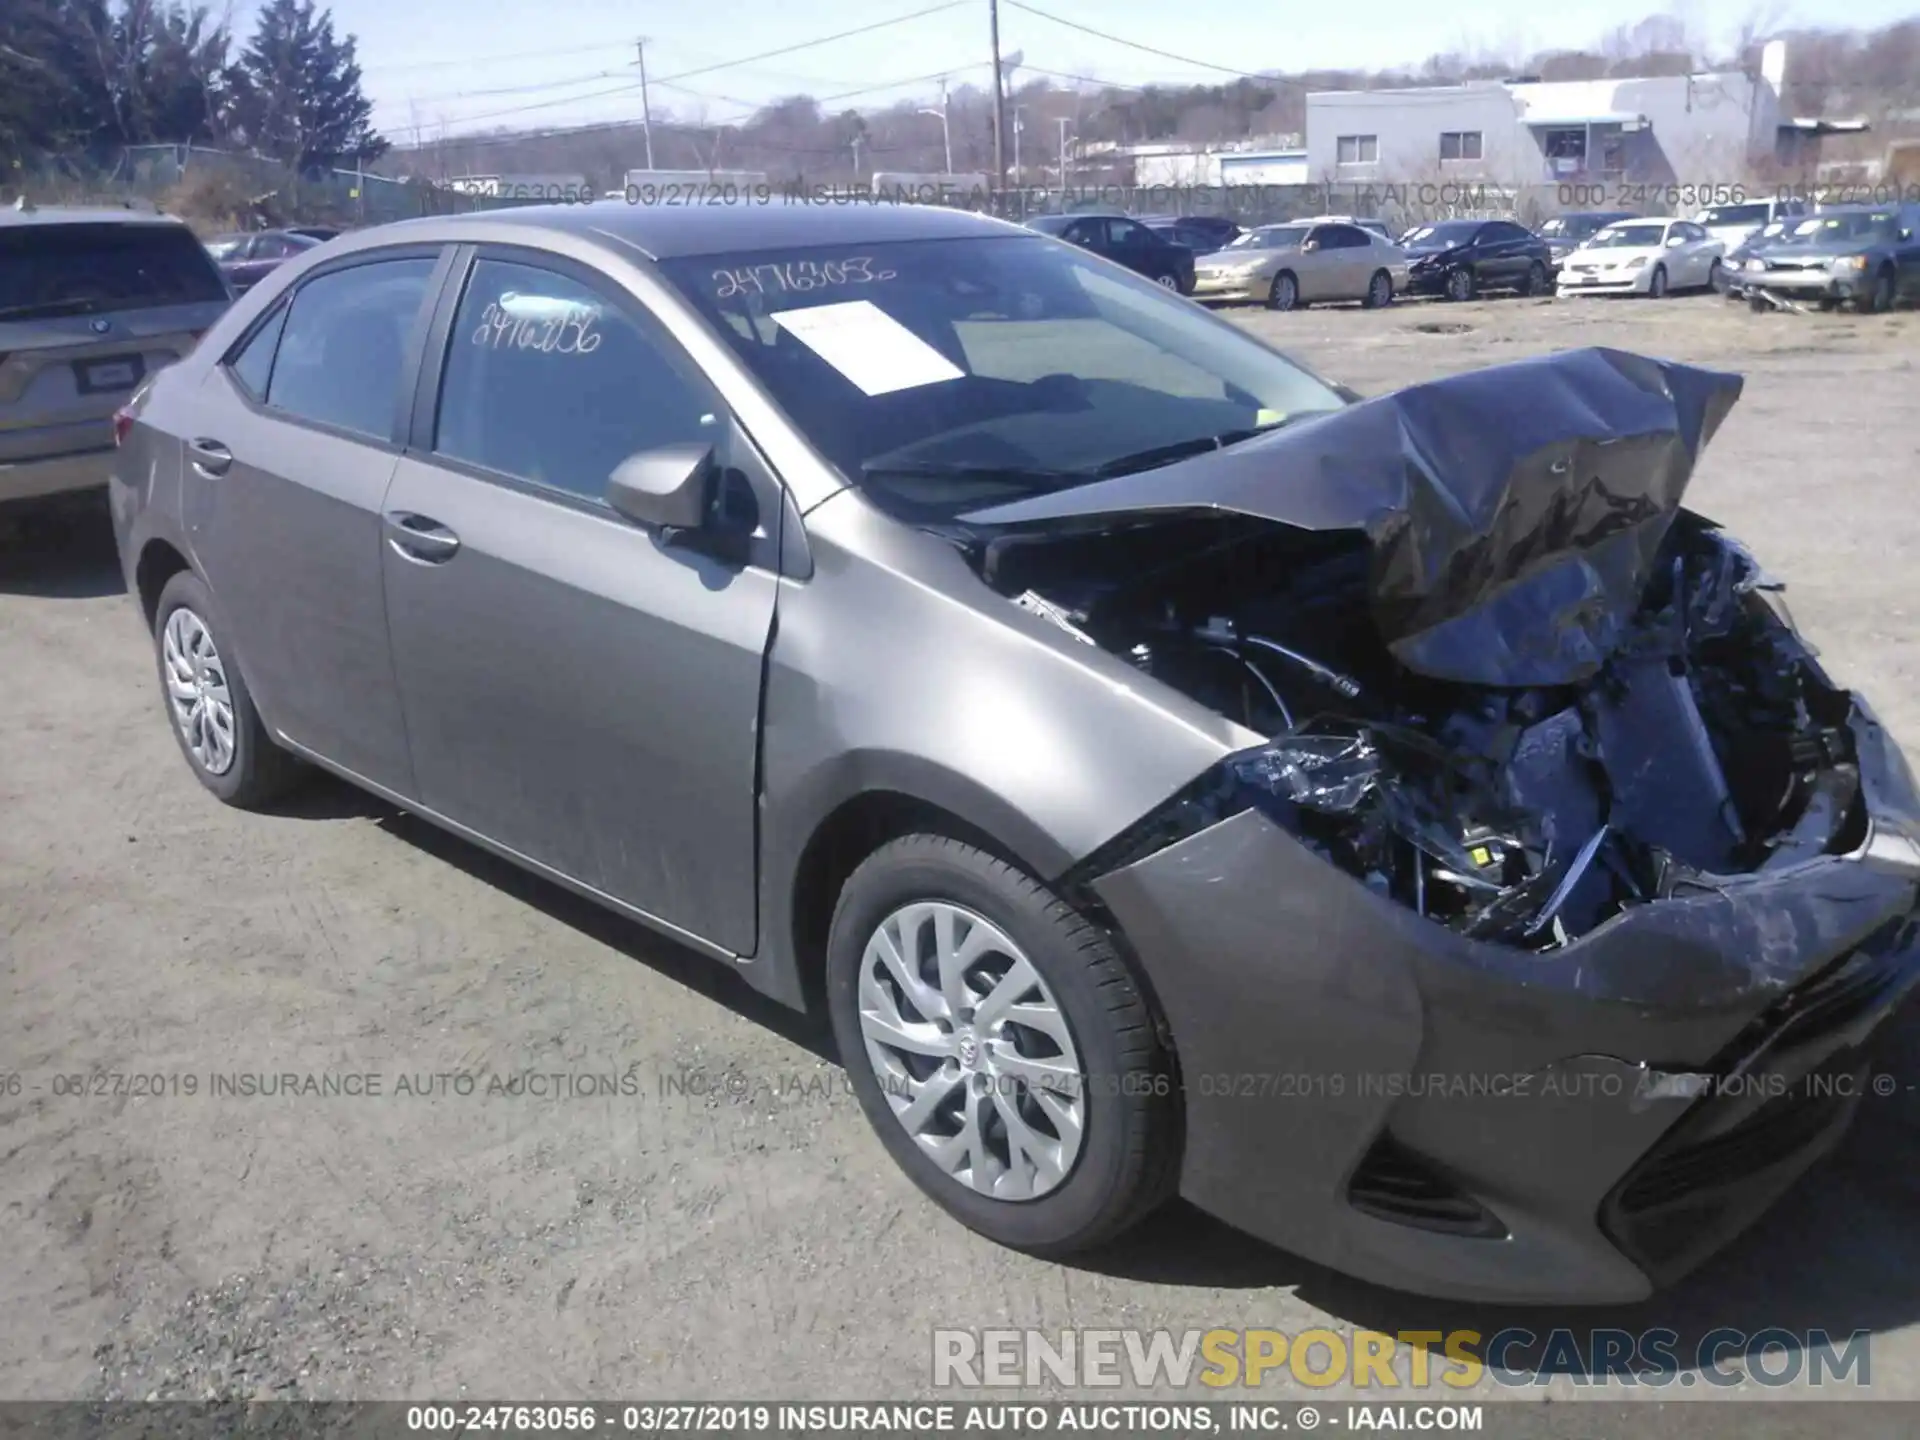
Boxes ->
[650,3,969,87]
[367,39,633,75]
[1002,0,1305,87]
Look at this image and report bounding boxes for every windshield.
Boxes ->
[657,235,1346,521]
[1697,203,1770,227]
[1400,221,1481,248]
[1540,214,1618,240]
[1228,226,1306,250]
[1787,212,1897,244]
[0,222,230,321]
[1587,224,1668,249]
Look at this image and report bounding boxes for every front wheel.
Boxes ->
[1444,267,1475,302]
[1520,260,1547,296]
[1863,267,1896,313]
[1646,264,1668,298]
[1267,271,1299,310]
[1708,258,1727,293]
[825,835,1179,1256]
[1154,272,1180,291]
[152,569,304,808]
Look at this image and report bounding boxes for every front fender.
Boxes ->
[744,490,1248,1009]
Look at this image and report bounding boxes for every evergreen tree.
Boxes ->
[230,0,384,172]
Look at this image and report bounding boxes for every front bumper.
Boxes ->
[1557,268,1651,295]
[1192,273,1267,303]
[1733,266,1868,301]
[1090,704,1920,1303]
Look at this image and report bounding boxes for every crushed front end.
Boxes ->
[954,347,1920,1301]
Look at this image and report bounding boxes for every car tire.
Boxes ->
[152,569,304,808]
[1445,267,1475,302]
[1154,273,1179,290]
[1865,267,1896,314]
[1362,269,1394,309]
[1647,264,1668,299]
[1705,259,1723,293]
[1520,261,1547,296]
[1267,271,1299,310]
[825,834,1180,1257]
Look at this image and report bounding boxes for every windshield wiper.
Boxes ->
[1085,417,1300,479]
[0,296,110,321]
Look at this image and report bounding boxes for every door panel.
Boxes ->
[186,253,441,795]
[380,457,777,951]
[380,250,778,952]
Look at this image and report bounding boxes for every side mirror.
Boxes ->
[607,442,715,533]
[1667,235,1687,247]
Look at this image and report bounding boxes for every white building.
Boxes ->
[1302,41,1819,186]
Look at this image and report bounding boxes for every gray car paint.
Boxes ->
[113,202,1254,998]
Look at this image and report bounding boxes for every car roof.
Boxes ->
[0,202,191,230]
[320,200,1030,262]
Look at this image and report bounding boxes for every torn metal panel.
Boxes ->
[961,346,1743,687]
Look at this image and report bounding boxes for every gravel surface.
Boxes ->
[3,291,1918,1408]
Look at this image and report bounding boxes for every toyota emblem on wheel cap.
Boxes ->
[90,318,112,334]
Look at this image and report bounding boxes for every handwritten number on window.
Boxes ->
[470,299,603,356]
[711,256,898,300]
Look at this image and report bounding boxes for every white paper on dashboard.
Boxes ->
[769,300,964,396]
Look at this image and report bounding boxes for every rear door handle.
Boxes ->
[188,438,232,476]
[384,511,461,564]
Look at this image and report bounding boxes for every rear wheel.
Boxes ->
[825,834,1179,1255]
[152,570,304,808]
[1267,271,1299,310]
[1362,269,1394,309]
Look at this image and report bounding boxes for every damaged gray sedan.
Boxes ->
[111,202,1920,1303]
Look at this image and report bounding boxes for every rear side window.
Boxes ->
[434,257,721,503]
[265,258,436,440]
[0,222,229,322]
[228,305,288,399]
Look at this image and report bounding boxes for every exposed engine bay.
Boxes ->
[968,509,1864,951]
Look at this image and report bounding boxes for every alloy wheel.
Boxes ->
[1446,268,1473,302]
[1270,273,1297,310]
[1648,265,1668,298]
[162,607,237,775]
[1155,273,1179,290]
[856,900,1087,1201]
[1368,271,1392,307]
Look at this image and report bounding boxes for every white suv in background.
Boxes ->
[1694,197,1810,254]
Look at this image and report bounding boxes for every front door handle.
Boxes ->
[188,438,232,476]
[384,511,461,564]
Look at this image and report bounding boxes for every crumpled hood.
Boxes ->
[960,346,1744,688]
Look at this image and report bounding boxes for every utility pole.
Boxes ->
[940,79,953,174]
[1012,107,1022,187]
[851,133,864,178]
[988,0,1007,196]
[1056,116,1071,193]
[634,38,656,170]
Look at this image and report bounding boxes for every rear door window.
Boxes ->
[264,257,437,440]
[0,222,230,322]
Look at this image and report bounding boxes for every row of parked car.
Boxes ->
[1028,199,1920,314]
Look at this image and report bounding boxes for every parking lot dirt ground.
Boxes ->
[3,293,1919,1408]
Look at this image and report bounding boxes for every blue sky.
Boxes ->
[308,0,1916,142]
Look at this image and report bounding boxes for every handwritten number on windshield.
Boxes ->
[712,257,898,300]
